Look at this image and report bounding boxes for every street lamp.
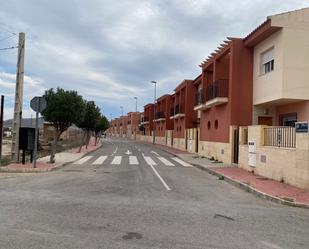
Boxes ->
[134,97,138,112]
[151,81,157,144]
[120,106,123,116]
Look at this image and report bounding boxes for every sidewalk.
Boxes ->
[0,137,102,173]
[150,142,309,208]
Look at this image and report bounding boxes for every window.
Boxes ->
[261,47,274,75]
[279,113,297,127]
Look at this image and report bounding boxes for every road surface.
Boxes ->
[0,138,308,249]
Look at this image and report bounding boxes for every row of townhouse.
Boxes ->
[108,8,309,189]
[109,112,142,139]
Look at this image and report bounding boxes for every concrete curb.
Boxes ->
[0,143,103,173]
[149,143,309,209]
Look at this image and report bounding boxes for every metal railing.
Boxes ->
[174,104,183,115]
[155,112,165,119]
[195,89,205,106]
[264,126,296,148]
[206,79,229,101]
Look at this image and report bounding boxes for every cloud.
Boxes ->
[0,0,308,120]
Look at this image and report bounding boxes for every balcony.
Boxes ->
[141,117,150,125]
[194,89,207,111]
[154,112,165,122]
[170,104,185,119]
[205,79,229,108]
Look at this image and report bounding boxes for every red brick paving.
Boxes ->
[211,167,309,204]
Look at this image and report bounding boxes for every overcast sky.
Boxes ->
[0,0,308,120]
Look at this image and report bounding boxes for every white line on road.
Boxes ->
[157,157,175,166]
[144,156,157,166]
[151,151,160,156]
[172,157,193,167]
[111,156,122,165]
[74,156,93,165]
[129,156,139,165]
[143,156,171,191]
[92,156,107,165]
[111,146,118,156]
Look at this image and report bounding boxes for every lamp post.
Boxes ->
[134,97,138,112]
[120,106,123,116]
[151,81,157,144]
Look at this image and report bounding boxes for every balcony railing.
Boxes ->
[195,89,205,106]
[174,104,183,115]
[155,112,165,119]
[206,79,229,101]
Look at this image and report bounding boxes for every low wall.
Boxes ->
[173,138,186,151]
[155,136,166,145]
[198,141,231,164]
[239,124,309,189]
[186,128,198,154]
[136,135,152,143]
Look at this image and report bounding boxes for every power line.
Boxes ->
[0,45,18,51]
[0,33,16,42]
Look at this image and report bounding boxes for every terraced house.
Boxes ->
[153,94,174,145]
[170,80,197,151]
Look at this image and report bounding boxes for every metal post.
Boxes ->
[151,81,157,144]
[11,32,25,162]
[0,95,4,166]
[33,103,40,168]
[134,97,138,112]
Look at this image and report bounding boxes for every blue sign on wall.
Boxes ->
[295,123,308,133]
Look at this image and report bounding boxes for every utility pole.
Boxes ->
[134,97,138,112]
[0,95,4,166]
[151,81,157,144]
[11,32,25,162]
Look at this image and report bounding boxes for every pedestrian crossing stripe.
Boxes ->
[74,156,93,164]
[92,156,107,165]
[111,156,122,165]
[157,157,175,166]
[129,156,139,165]
[171,157,193,167]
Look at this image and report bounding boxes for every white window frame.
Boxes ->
[260,47,274,75]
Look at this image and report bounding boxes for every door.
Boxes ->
[233,128,239,164]
[258,116,272,126]
[195,129,199,153]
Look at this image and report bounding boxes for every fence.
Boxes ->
[206,79,229,101]
[264,126,296,148]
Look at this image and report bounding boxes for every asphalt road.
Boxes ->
[0,138,308,249]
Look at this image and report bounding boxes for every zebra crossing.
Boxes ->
[73,154,193,167]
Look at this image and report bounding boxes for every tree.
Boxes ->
[42,88,85,163]
[94,115,110,145]
[76,101,101,152]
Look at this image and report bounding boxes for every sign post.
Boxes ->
[30,96,46,168]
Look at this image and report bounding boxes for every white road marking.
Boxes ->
[129,156,139,165]
[111,146,118,156]
[260,241,283,249]
[144,156,157,166]
[172,157,193,167]
[143,156,171,191]
[74,156,93,165]
[125,150,132,155]
[157,157,175,166]
[111,156,122,165]
[151,151,159,156]
[92,156,107,165]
